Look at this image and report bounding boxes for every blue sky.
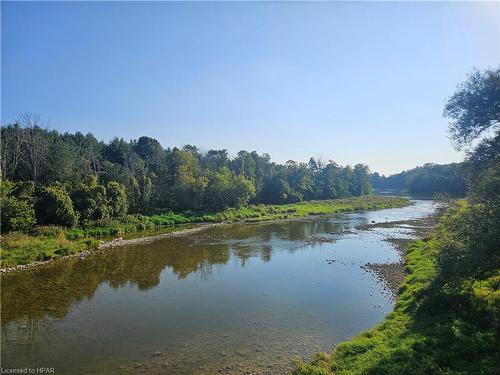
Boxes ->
[2,1,499,175]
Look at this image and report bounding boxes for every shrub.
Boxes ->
[71,176,107,222]
[0,180,36,232]
[35,184,78,227]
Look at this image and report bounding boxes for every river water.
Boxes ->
[1,199,437,374]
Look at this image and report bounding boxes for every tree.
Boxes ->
[45,134,75,184]
[35,184,78,227]
[133,136,165,173]
[231,174,256,208]
[106,181,128,217]
[204,168,255,210]
[71,176,110,222]
[203,149,229,171]
[260,175,291,204]
[171,149,207,210]
[204,168,232,210]
[1,124,25,180]
[436,67,500,289]
[19,114,49,183]
[444,67,500,150]
[104,137,133,165]
[444,68,500,201]
[353,164,372,196]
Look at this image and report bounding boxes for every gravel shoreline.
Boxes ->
[0,224,221,274]
[359,214,440,301]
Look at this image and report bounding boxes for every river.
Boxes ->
[1,199,437,374]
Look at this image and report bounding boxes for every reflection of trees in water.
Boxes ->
[1,218,346,327]
[208,219,349,244]
[1,237,230,326]
[212,219,350,263]
[260,245,272,262]
[232,243,253,267]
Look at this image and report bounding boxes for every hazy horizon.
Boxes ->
[2,1,499,174]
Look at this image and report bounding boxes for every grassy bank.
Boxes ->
[0,195,408,268]
[64,195,409,239]
[293,206,499,375]
[1,227,101,268]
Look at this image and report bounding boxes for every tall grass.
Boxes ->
[1,227,100,268]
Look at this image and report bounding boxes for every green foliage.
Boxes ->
[105,181,128,217]
[439,66,500,288]
[204,167,256,210]
[171,148,208,210]
[435,200,500,290]
[353,164,372,196]
[2,121,375,215]
[71,176,109,222]
[138,175,153,211]
[443,67,500,149]
[232,173,257,207]
[132,136,165,173]
[33,225,65,238]
[0,180,36,232]
[35,184,78,227]
[372,163,467,196]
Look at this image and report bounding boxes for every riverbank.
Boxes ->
[0,224,221,273]
[359,214,440,301]
[293,204,499,375]
[0,195,409,271]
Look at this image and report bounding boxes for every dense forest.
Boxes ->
[1,118,372,231]
[371,162,467,196]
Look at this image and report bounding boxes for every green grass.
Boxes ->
[0,227,100,267]
[293,235,499,374]
[1,195,408,268]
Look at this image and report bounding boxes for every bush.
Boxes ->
[0,180,36,232]
[35,184,78,227]
[72,178,109,222]
[435,200,500,289]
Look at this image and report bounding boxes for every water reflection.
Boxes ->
[1,219,347,327]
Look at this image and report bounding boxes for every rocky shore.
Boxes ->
[360,262,407,302]
[359,213,440,301]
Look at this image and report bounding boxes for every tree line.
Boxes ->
[1,116,371,231]
[371,162,467,196]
